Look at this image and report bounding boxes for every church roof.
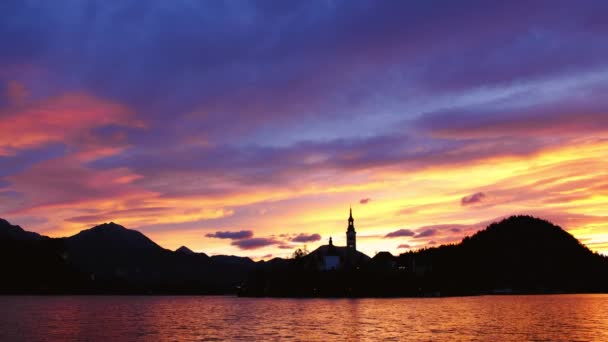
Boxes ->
[306,244,370,264]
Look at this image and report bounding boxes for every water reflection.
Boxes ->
[0,295,607,341]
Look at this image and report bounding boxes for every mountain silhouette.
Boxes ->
[0,218,255,294]
[1,215,607,296]
[64,222,172,288]
[210,255,255,266]
[175,246,196,255]
[67,222,162,251]
[0,218,45,241]
[0,219,83,293]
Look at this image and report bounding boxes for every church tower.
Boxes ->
[346,206,356,250]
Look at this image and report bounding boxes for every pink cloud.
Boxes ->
[0,91,143,156]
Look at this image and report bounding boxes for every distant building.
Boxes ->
[311,208,368,271]
[346,206,356,250]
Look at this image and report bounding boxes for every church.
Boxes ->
[306,207,370,271]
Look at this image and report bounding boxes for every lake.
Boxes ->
[1,295,607,341]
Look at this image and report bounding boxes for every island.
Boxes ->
[1,214,607,297]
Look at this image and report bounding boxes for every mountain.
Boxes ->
[62,222,256,293]
[67,222,162,252]
[0,219,83,293]
[210,255,255,266]
[1,215,607,296]
[0,218,45,241]
[0,218,256,294]
[176,246,195,255]
[64,222,170,286]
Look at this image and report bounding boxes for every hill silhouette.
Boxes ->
[1,215,607,296]
[68,222,162,251]
[0,219,45,241]
[175,246,196,255]
[0,219,255,294]
[0,219,83,293]
[393,216,608,295]
[240,216,608,297]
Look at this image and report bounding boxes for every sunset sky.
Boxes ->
[1,1,607,259]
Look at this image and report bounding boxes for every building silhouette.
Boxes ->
[316,207,367,270]
[323,237,340,270]
[346,206,356,250]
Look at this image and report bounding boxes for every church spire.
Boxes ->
[346,206,356,250]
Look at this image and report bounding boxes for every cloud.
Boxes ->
[415,229,436,238]
[385,229,415,238]
[428,241,437,246]
[205,230,253,240]
[277,244,297,250]
[291,233,321,243]
[2,1,608,256]
[398,244,410,249]
[262,254,273,259]
[415,92,608,139]
[5,152,151,214]
[0,92,141,156]
[359,198,371,204]
[231,237,279,250]
[461,192,486,206]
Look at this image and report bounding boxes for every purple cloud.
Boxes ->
[359,198,371,204]
[205,230,253,240]
[461,192,486,206]
[415,94,608,139]
[277,244,297,250]
[398,244,410,249]
[415,229,436,238]
[385,229,415,238]
[231,238,279,250]
[291,233,321,243]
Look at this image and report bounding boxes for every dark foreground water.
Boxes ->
[1,295,607,341]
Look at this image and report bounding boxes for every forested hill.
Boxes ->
[241,216,608,297]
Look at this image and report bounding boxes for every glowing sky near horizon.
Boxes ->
[1,1,608,259]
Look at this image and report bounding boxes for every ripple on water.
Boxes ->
[0,295,607,341]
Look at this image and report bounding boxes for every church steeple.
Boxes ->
[348,205,354,229]
[346,206,356,250]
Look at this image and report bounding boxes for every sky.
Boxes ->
[1,1,607,259]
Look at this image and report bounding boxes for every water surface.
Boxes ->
[1,295,607,341]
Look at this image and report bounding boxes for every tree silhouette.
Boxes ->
[292,246,309,259]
